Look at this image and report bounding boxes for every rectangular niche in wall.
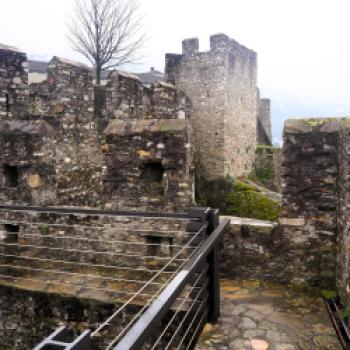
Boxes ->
[145,234,174,257]
[3,224,19,243]
[3,164,19,187]
[139,161,165,196]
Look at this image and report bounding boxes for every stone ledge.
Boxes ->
[50,56,89,68]
[279,217,306,226]
[104,119,189,135]
[221,215,277,229]
[0,120,54,135]
[284,117,350,134]
[108,69,142,82]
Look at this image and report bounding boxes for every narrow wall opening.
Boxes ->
[3,224,19,243]
[140,162,165,183]
[3,164,19,187]
[5,93,10,113]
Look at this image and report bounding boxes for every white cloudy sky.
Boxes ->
[1,0,350,143]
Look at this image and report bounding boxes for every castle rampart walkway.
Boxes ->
[196,279,340,350]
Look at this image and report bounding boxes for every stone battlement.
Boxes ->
[0,43,194,211]
[180,33,256,61]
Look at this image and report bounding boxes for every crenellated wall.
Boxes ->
[0,44,194,211]
[166,33,258,179]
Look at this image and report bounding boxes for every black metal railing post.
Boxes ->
[207,208,220,322]
[187,207,210,233]
[187,207,221,322]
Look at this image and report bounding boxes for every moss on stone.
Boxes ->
[256,144,278,151]
[196,173,280,221]
[302,117,339,127]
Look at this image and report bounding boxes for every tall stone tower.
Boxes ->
[165,33,258,179]
[257,98,272,145]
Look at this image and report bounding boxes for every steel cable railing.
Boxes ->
[4,206,230,350]
[93,224,207,342]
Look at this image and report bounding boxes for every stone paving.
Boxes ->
[196,279,341,350]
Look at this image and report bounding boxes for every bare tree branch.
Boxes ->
[68,0,145,85]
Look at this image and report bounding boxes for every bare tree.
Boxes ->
[68,0,145,85]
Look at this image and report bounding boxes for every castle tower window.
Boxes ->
[140,162,165,183]
[3,164,19,187]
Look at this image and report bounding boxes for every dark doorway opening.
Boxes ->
[3,164,19,187]
[4,224,19,243]
[146,235,162,257]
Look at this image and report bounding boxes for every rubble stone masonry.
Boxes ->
[0,44,29,119]
[0,44,194,211]
[280,118,350,296]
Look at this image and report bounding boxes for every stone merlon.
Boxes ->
[182,37,199,56]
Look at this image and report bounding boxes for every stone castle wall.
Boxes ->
[275,118,350,296]
[0,208,196,349]
[336,127,350,308]
[0,285,131,350]
[0,44,29,119]
[165,34,258,179]
[279,119,339,288]
[0,44,194,211]
[257,98,272,145]
[220,119,350,292]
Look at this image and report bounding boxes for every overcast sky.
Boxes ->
[1,0,350,143]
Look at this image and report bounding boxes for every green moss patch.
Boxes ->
[248,165,275,189]
[196,174,280,221]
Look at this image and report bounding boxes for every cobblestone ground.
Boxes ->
[196,279,341,350]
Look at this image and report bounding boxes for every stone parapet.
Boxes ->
[280,117,350,293]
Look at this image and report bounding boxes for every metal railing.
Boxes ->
[324,297,350,349]
[0,205,229,350]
